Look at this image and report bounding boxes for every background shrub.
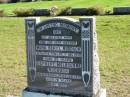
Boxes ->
[0,9,4,17]
[87,6,104,15]
[13,8,33,16]
[49,6,71,16]
[57,7,72,16]
[49,6,59,16]
[105,9,112,15]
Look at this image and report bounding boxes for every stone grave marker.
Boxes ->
[113,7,130,14]
[23,17,103,97]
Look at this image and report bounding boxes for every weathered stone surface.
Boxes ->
[25,17,100,97]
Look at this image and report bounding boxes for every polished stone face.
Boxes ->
[25,17,100,97]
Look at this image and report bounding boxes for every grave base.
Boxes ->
[22,88,106,97]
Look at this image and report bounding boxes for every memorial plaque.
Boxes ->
[25,17,100,97]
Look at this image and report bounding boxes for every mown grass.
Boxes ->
[0,15,130,97]
[0,0,130,15]
[96,16,130,97]
[0,18,26,97]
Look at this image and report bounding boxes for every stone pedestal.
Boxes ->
[22,88,106,97]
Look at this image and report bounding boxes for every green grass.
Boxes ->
[0,0,130,15]
[96,16,130,97]
[0,15,130,97]
[0,17,26,97]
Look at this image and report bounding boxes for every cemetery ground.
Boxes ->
[0,15,130,97]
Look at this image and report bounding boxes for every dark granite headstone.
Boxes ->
[25,17,100,97]
[113,7,130,15]
[33,9,50,16]
[71,8,87,15]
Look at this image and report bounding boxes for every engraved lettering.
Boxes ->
[53,30,62,35]
[37,72,82,80]
[41,36,72,40]
[42,57,73,62]
[46,77,72,83]
[36,52,81,57]
[39,40,77,45]
[36,61,81,68]
[37,23,79,33]
[36,45,81,52]
[47,68,69,74]
[50,82,68,88]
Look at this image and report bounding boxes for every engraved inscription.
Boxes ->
[36,23,79,33]
[39,40,77,45]
[36,61,81,68]
[36,52,81,57]
[36,45,81,52]
[35,21,81,89]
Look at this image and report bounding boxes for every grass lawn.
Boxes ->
[0,0,130,15]
[0,15,130,97]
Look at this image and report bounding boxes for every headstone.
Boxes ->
[24,17,101,97]
[33,9,50,16]
[71,8,87,15]
[113,7,130,15]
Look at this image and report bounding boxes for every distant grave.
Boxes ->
[113,7,130,14]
